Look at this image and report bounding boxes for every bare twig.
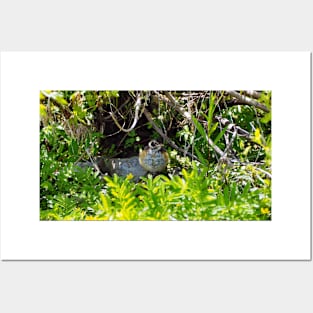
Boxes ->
[222,127,238,158]
[215,116,252,139]
[102,97,131,121]
[242,90,262,99]
[208,138,224,157]
[253,166,272,179]
[231,160,272,179]
[227,90,270,113]
[109,95,144,132]
[163,91,192,120]
[85,147,103,176]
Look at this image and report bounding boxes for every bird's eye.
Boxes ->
[149,140,158,148]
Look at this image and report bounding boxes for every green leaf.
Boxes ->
[207,92,216,132]
[99,193,111,210]
[40,104,47,118]
[194,146,209,166]
[261,112,271,124]
[242,182,251,197]
[213,124,228,145]
[223,186,229,206]
[208,122,218,137]
[54,94,68,106]
[192,116,208,141]
[69,139,79,156]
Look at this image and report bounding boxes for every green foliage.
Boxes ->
[41,161,270,221]
[124,130,141,149]
[40,119,104,220]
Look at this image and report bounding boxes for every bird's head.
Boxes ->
[148,140,163,151]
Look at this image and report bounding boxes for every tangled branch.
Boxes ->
[143,108,200,161]
[226,90,270,113]
[109,94,144,133]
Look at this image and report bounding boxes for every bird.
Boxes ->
[139,140,169,173]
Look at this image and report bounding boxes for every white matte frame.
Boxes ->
[0,52,311,260]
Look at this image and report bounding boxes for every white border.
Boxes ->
[0,52,310,260]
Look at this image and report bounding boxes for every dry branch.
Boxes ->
[109,95,144,132]
[163,91,192,120]
[214,116,251,139]
[242,90,262,99]
[227,90,270,113]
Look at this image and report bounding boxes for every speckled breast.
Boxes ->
[139,149,168,173]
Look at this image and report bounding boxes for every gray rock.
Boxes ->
[74,156,148,181]
[100,156,147,178]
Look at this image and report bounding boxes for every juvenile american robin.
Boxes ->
[139,140,169,173]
